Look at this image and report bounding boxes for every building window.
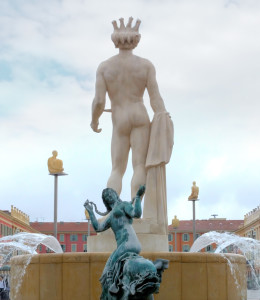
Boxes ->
[182,233,189,242]
[70,234,78,242]
[183,245,190,252]
[82,234,88,242]
[60,234,64,242]
[206,245,213,252]
[168,234,173,241]
[196,233,200,239]
[8,227,12,235]
[83,244,87,252]
[46,247,52,253]
[169,245,173,252]
[38,245,42,252]
[71,244,77,252]
[61,245,66,252]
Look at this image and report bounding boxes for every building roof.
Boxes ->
[30,221,94,233]
[168,219,244,233]
[31,219,244,235]
[1,210,11,215]
[0,210,39,233]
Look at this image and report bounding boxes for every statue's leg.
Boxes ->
[130,125,150,199]
[107,128,130,196]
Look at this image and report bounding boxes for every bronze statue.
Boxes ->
[84,186,168,300]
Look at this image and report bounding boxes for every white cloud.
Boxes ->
[202,156,229,181]
[1,0,260,222]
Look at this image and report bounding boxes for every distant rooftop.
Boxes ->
[244,205,260,226]
[1,210,11,215]
[30,221,94,233]
[30,219,244,234]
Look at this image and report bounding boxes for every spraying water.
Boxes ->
[0,232,63,266]
[190,231,260,254]
[0,232,63,299]
[190,231,260,293]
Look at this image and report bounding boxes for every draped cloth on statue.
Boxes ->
[143,111,174,234]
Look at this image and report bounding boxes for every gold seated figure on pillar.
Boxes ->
[188,181,199,200]
[47,150,64,174]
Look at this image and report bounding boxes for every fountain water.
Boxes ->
[190,231,260,254]
[0,232,63,263]
[190,231,260,296]
[0,232,63,298]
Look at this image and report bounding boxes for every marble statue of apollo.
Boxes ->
[91,18,173,230]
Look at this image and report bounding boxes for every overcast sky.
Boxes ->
[1,0,260,224]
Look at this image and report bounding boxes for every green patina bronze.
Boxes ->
[84,186,168,300]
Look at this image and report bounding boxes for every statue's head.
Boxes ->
[52,150,58,157]
[102,188,119,211]
[193,181,196,186]
[111,17,141,50]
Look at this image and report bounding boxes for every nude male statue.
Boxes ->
[91,17,168,198]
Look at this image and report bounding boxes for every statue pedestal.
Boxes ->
[88,218,169,252]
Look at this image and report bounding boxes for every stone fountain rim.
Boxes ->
[10,252,246,265]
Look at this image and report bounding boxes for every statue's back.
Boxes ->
[102,54,151,105]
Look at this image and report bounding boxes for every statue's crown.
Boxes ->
[112,17,141,34]
[111,17,141,49]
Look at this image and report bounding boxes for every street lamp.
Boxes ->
[172,215,179,252]
[188,181,199,243]
[47,150,68,239]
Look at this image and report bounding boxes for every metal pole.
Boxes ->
[54,175,58,239]
[174,229,177,252]
[192,200,196,242]
[87,219,90,237]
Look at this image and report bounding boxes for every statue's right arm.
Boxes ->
[88,209,111,233]
[91,63,107,133]
[84,200,111,232]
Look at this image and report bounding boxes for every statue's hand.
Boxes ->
[90,121,102,133]
[84,199,94,212]
[137,185,146,197]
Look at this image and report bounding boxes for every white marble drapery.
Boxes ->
[143,111,174,234]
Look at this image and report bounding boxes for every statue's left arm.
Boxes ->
[124,185,145,218]
[146,62,166,113]
[91,63,107,133]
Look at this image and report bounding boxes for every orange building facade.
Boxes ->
[30,221,96,253]
[235,206,260,289]
[236,206,260,239]
[0,206,39,238]
[29,219,244,253]
[168,218,244,252]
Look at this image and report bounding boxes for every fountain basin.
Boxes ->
[10,252,246,300]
